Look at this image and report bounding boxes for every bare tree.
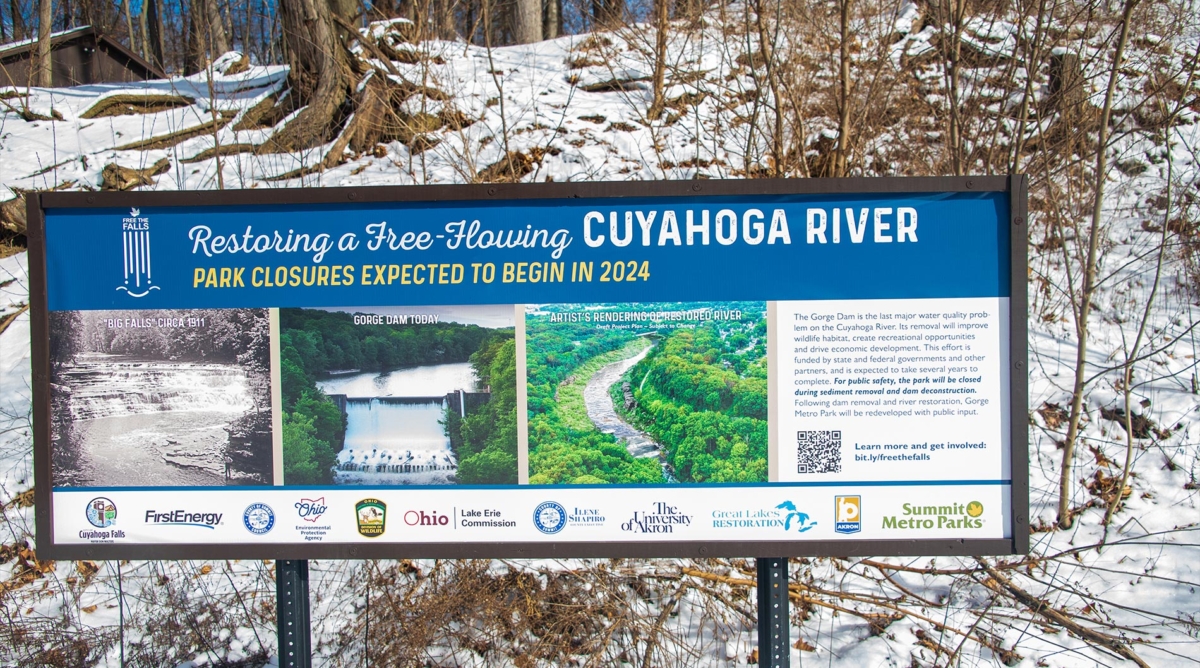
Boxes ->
[10,0,27,41]
[35,0,52,86]
[1057,0,1141,530]
[830,0,851,177]
[145,0,165,71]
[513,0,541,43]
[263,0,356,152]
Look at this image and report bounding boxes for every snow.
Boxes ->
[2,5,1200,667]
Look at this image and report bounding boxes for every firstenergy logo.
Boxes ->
[145,509,222,529]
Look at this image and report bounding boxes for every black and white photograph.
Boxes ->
[49,308,274,487]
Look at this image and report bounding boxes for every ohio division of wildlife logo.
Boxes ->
[86,497,117,528]
[117,207,159,297]
[356,499,386,538]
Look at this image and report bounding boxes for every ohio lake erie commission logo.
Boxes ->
[243,503,275,535]
[118,208,159,298]
[356,499,386,537]
[533,502,567,534]
[86,497,117,528]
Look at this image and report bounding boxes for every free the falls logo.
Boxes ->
[117,207,160,298]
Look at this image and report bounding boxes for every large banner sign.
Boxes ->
[30,177,1027,559]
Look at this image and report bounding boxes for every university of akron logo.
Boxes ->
[117,207,159,298]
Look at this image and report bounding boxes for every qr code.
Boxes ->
[797,430,842,474]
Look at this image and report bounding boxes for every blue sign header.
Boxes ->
[45,191,1009,310]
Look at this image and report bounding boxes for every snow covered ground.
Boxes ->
[2,5,1200,666]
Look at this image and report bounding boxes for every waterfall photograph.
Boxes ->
[279,305,517,486]
[49,309,274,488]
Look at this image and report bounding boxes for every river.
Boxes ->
[317,362,477,485]
[582,343,666,463]
[53,353,253,487]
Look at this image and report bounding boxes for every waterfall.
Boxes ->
[62,356,251,421]
[342,397,452,451]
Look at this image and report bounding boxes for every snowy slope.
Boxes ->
[2,9,1200,667]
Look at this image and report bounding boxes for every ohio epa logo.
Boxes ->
[243,503,275,535]
[834,495,861,534]
[533,502,567,534]
[117,208,159,298]
[86,497,117,528]
[295,497,328,522]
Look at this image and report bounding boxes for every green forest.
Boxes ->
[279,308,517,485]
[526,302,767,485]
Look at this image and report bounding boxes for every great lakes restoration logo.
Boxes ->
[882,501,985,530]
[118,208,159,298]
[834,495,861,534]
[356,499,386,537]
[711,501,817,532]
[86,497,117,528]
[243,503,275,535]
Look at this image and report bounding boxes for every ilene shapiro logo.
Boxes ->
[118,208,159,298]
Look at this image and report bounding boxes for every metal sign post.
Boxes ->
[277,560,312,668]
[757,557,790,668]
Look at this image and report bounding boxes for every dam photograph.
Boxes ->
[280,305,518,486]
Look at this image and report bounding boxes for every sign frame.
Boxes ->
[28,175,1028,561]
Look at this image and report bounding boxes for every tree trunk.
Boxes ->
[513,0,540,43]
[186,5,201,73]
[123,0,136,55]
[647,0,668,120]
[593,0,621,27]
[10,0,26,40]
[1057,0,1140,530]
[146,0,165,71]
[205,0,231,56]
[435,0,455,39]
[265,0,354,152]
[0,0,7,41]
[832,0,852,177]
[543,0,559,39]
[36,0,53,86]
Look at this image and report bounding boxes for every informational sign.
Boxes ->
[29,177,1027,559]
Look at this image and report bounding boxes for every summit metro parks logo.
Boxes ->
[117,208,159,298]
[882,501,985,530]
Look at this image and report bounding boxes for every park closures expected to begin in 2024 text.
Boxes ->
[29,177,1026,560]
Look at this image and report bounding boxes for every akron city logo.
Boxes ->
[117,207,159,298]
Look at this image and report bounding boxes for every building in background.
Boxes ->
[0,26,163,88]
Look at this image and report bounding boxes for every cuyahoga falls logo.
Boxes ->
[882,501,985,530]
[118,208,159,298]
[356,499,386,537]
